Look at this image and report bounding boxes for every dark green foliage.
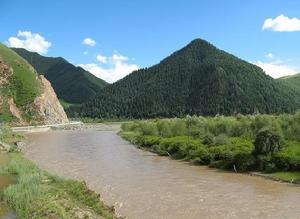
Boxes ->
[202,134,214,145]
[72,39,300,118]
[253,129,282,156]
[12,48,108,105]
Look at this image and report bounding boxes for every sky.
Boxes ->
[1,0,300,82]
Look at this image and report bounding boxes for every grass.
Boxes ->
[269,171,300,182]
[0,113,15,123]
[0,43,40,107]
[0,153,116,219]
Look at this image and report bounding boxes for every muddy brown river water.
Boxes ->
[24,128,300,219]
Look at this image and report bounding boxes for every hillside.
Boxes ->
[277,73,300,94]
[12,48,108,105]
[0,43,68,124]
[70,39,300,119]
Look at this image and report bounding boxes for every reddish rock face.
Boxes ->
[0,61,69,125]
[0,61,13,86]
[32,75,69,124]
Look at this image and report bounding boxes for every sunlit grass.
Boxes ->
[1,153,115,219]
[269,171,300,182]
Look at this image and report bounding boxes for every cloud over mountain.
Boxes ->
[7,30,51,54]
[79,52,138,83]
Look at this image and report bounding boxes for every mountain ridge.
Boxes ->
[12,48,108,105]
[70,39,300,118]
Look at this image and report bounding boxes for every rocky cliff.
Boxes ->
[0,43,69,125]
[31,75,69,124]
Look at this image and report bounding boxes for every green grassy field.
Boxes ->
[0,153,116,219]
[0,43,40,107]
[269,171,300,182]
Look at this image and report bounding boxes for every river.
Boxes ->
[24,127,300,219]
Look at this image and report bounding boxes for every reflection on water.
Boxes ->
[26,130,300,219]
[0,153,16,219]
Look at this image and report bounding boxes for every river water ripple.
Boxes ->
[25,129,300,219]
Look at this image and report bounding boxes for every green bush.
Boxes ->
[139,135,161,147]
[213,134,229,145]
[139,121,158,136]
[120,113,300,173]
[273,141,300,170]
[156,120,172,137]
[253,129,282,156]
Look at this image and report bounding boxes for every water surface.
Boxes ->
[25,130,300,219]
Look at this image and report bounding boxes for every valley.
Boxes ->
[20,125,300,219]
[0,18,300,219]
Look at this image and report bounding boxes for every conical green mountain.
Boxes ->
[70,39,300,118]
[12,48,108,105]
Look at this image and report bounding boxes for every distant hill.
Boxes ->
[277,73,300,94]
[12,48,108,105]
[0,44,68,124]
[70,39,300,119]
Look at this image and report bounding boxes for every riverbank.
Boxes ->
[120,115,300,185]
[121,131,300,184]
[22,128,300,218]
[249,171,300,184]
[0,152,116,219]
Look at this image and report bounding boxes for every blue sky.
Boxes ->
[1,0,300,82]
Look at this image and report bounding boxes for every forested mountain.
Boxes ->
[12,48,108,105]
[69,39,300,119]
[277,73,300,94]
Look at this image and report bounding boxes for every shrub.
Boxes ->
[139,121,158,136]
[157,120,172,137]
[273,141,300,170]
[120,114,300,173]
[253,129,282,156]
[202,134,214,145]
[213,134,229,145]
[170,119,187,136]
[139,136,161,148]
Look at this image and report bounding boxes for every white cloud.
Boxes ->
[79,52,139,83]
[263,14,300,32]
[255,61,297,78]
[96,54,108,63]
[266,53,274,59]
[112,54,128,62]
[254,53,299,78]
[82,38,96,46]
[7,30,51,54]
